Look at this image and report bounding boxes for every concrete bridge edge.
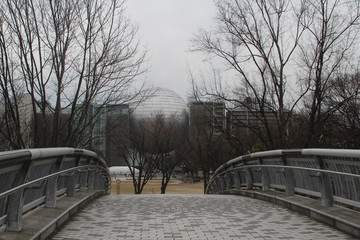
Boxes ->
[30,191,106,240]
[220,189,360,238]
[0,191,107,240]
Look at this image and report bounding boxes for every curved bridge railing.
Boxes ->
[206,149,360,209]
[0,148,110,232]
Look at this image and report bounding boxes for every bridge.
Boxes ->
[0,148,359,239]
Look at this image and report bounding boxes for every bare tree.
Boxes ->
[325,72,360,148]
[130,113,187,194]
[298,0,360,147]
[0,0,146,150]
[192,0,360,150]
[186,100,234,192]
[192,0,307,150]
[146,114,187,194]
[120,117,157,194]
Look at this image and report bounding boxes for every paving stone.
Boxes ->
[51,194,354,240]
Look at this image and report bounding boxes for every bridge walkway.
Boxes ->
[50,194,354,240]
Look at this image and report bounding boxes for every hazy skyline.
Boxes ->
[126,0,216,101]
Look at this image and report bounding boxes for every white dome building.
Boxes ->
[130,88,189,122]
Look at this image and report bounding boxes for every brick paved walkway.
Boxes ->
[51,194,354,240]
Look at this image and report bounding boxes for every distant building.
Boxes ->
[226,97,277,136]
[0,94,34,149]
[105,104,129,166]
[88,104,107,157]
[88,104,130,167]
[130,87,189,124]
[188,100,225,135]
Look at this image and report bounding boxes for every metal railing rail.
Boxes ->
[206,149,360,209]
[0,148,110,232]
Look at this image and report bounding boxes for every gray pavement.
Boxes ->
[51,194,355,240]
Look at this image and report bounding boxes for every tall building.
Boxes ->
[226,97,277,136]
[88,104,130,167]
[188,101,225,135]
[105,104,129,166]
[0,93,34,149]
[89,105,107,157]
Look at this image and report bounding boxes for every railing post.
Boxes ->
[208,184,215,194]
[225,173,232,189]
[284,168,295,196]
[94,170,100,190]
[258,157,270,191]
[79,170,88,192]
[104,174,110,191]
[245,168,253,190]
[88,170,95,191]
[6,161,32,232]
[234,170,241,189]
[45,156,64,208]
[45,177,58,208]
[281,156,295,196]
[261,167,270,191]
[219,176,226,191]
[215,179,221,193]
[66,172,75,197]
[317,156,333,207]
[99,174,107,191]
[6,191,25,232]
[210,183,216,194]
[320,173,333,207]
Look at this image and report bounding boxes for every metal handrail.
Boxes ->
[209,165,360,185]
[209,148,360,182]
[0,165,108,199]
[0,148,111,232]
[206,148,360,209]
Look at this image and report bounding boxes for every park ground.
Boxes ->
[110,178,204,194]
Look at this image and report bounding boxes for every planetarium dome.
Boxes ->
[130,88,189,122]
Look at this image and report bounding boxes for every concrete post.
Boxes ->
[258,157,270,191]
[320,172,333,207]
[45,177,58,208]
[215,179,221,193]
[281,156,295,196]
[66,173,75,197]
[207,185,214,194]
[261,167,270,191]
[225,174,232,189]
[88,170,95,191]
[45,156,64,208]
[94,171,100,190]
[79,171,88,192]
[100,175,107,191]
[219,176,226,191]
[234,170,241,189]
[245,168,253,190]
[6,191,25,232]
[284,168,295,196]
[6,161,32,232]
[317,156,333,207]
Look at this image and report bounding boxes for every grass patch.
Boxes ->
[110,179,204,195]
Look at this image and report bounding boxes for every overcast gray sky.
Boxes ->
[126,0,216,101]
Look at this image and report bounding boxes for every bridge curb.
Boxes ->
[220,189,360,238]
[30,191,106,240]
[0,191,107,240]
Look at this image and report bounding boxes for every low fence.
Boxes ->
[206,149,360,209]
[0,148,110,232]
